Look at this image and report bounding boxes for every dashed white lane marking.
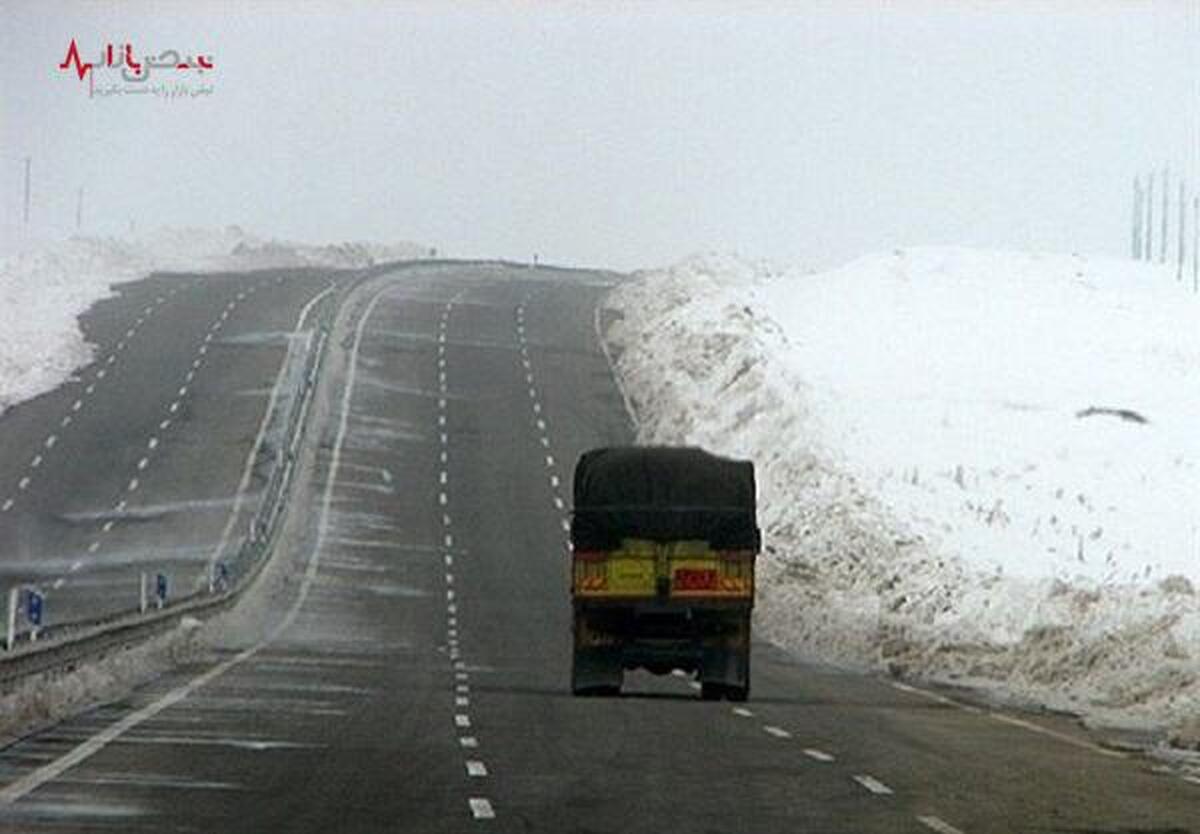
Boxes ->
[84,384,95,395]
[147,437,158,450]
[468,797,495,820]
[0,282,374,804]
[71,399,82,411]
[115,500,126,512]
[127,478,139,492]
[137,457,149,470]
[442,513,452,527]
[545,455,555,467]
[553,497,565,510]
[446,573,455,585]
[96,369,106,379]
[456,696,469,708]
[540,437,550,448]
[917,816,966,834]
[30,455,41,468]
[445,554,454,567]
[87,541,100,553]
[101,521,115,533]
[445,534,454,548]
[803,748,835,763]
[731,707,754,718]
[44,435,56,449]
[69,561,81,572]
[455,714,471,728]
[440,471,448,484]
[439,492,448,506]
[1,500,12,512]
[466,760,488,777]
[448,603,457,614]
[536,418,546,431]
[853,775,894,796]
[455,683,468,693]
[106,355,116,365]
[17,477,29,491]
[169,401,180,414]
[440,450,448,464]
[61,416,72,427]
[763,725,792,739]
[178,386,188,397]
[52,578,64,590]
[549,475,559,488]
[159,419,171,430]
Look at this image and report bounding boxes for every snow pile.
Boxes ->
[605,248,1200,739]
[0,227,426,414]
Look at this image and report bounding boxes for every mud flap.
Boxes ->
[698,611,751,700]
[572,609,622,696]
[571,646,623,695]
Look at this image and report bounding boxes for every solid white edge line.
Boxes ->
[593,301,640,429]
[0,280,380,807]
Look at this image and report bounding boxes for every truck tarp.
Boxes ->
[571,446,760,551]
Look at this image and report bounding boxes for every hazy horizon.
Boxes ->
[3,1,1198,271]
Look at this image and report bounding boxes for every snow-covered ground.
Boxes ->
[604,248,1200,746]
[0,228,426,415]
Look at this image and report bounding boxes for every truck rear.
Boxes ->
[569,446,760,700]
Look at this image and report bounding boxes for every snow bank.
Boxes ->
[604,248,1200,740]
[0,227,426,414]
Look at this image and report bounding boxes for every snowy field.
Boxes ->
[0,228,425,415]
[605,249,1200,746]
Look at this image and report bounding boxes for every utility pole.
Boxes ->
[21,157,31,225]
[1160,167,1169,263]
[1146,171,1155,261]
[75,187,83,233]
[1132,175,1143,259]
[1178,180,1186,281]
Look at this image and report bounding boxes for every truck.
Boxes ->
[569,446,760,700]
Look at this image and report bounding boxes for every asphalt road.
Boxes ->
[0,262,1196,833]
[0,268,336,625]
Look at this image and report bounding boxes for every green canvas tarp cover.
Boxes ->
[571,446,760,551]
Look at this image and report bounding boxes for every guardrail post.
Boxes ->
[5,587,16,651]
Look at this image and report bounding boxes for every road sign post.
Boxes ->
[155,573,168,609]
[5,587,16,651]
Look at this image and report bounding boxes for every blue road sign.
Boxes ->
[26,590,43,626]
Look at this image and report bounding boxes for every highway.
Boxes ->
[0,262,1195,832]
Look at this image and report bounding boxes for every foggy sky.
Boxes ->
[2,1,1197,271]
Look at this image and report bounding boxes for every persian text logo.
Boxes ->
[58,38,215,100]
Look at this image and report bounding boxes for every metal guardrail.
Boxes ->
[0,277,345,687]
